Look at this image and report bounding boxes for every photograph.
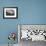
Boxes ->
[3,7,18,19]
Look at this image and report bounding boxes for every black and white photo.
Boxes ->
[3,7,18,19]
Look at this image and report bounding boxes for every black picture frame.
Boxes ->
[3,7,18,19]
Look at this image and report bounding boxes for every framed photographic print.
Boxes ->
[3,7,18,19]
